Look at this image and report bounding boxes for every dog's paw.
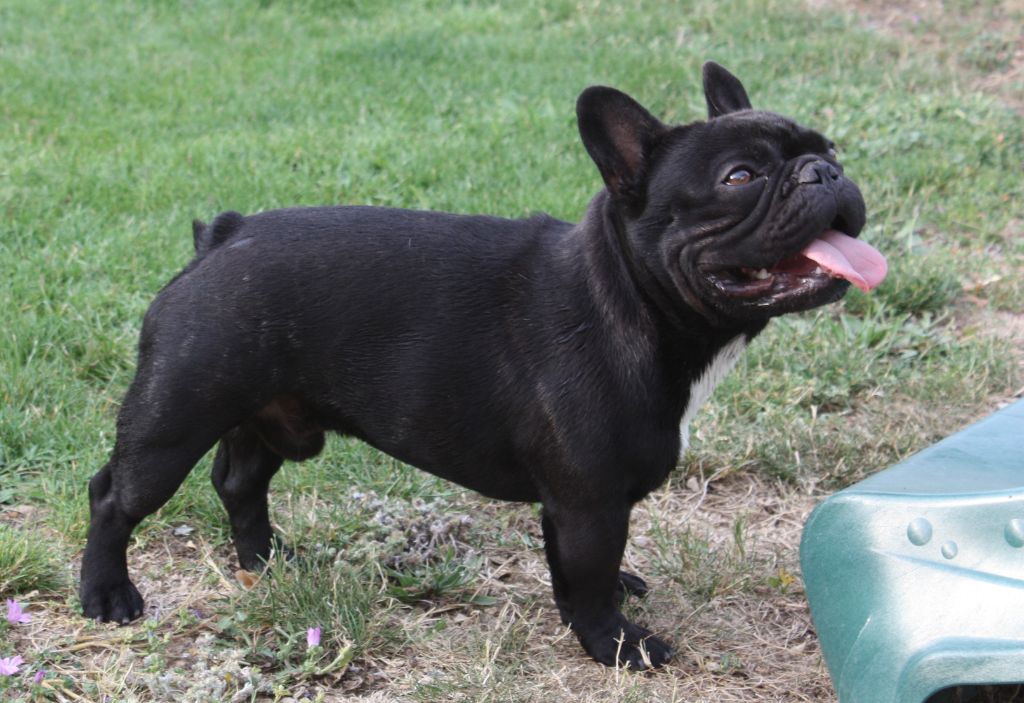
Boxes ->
[616,571,649,602]
[236,533,294,572]
[577,616,673,669]
[80,579,145,624]
[270,534,296,563]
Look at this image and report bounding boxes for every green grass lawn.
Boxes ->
[1,0,1021,700]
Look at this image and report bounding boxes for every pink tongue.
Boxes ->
[800,230,888,292]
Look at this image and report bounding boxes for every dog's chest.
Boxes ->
[678,336,747,452]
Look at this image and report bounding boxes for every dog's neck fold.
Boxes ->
[585,190,761,344]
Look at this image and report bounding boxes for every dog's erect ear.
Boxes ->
[577,86,666,204]
[702,61,753,118]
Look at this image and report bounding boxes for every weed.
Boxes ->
[239,554,389,662]
[386,546,481,604]
[649,516,759,605]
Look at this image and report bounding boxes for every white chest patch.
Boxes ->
[679,336,748,453]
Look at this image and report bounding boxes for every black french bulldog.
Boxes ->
[79,63,884,668]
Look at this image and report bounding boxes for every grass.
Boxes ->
[0,0,1021,700]
[0,525,64,597]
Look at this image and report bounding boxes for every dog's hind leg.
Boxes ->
[211,423,287,572]
[79,351,243,624]
[212,399,325,571]
[79,421,222,623]
[79,458,147,623]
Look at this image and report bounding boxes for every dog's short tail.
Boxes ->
[191,211,245,257]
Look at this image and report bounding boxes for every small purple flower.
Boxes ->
[34,669,46,684]
[5,599,31,625]
[0,655,24,676]
[306,626,321,648]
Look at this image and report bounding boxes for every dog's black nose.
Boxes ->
[797,160,840,185]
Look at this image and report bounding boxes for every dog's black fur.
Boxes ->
[80,63,866,668]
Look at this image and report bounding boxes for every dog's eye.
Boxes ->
[724,168,753,186]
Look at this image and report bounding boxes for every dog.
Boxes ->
[79,62,885,668]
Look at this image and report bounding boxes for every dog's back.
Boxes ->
[141,206,591,499]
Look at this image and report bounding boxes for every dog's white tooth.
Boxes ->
[754,268,770,280]
[813,266,824,275]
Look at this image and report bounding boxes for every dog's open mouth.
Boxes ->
[706,229,887,303]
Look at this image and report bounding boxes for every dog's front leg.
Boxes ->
[541,501,672,669]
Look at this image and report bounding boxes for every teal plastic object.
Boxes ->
[801,400,1024,703]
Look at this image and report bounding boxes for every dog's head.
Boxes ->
[577,62,885,325]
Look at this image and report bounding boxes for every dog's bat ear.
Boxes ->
[702,62,753,118]
[576,86,666,205]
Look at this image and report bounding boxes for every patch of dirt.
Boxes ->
[350,474,834,702]
[5,476,832,702]
[956,250,1024,405]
